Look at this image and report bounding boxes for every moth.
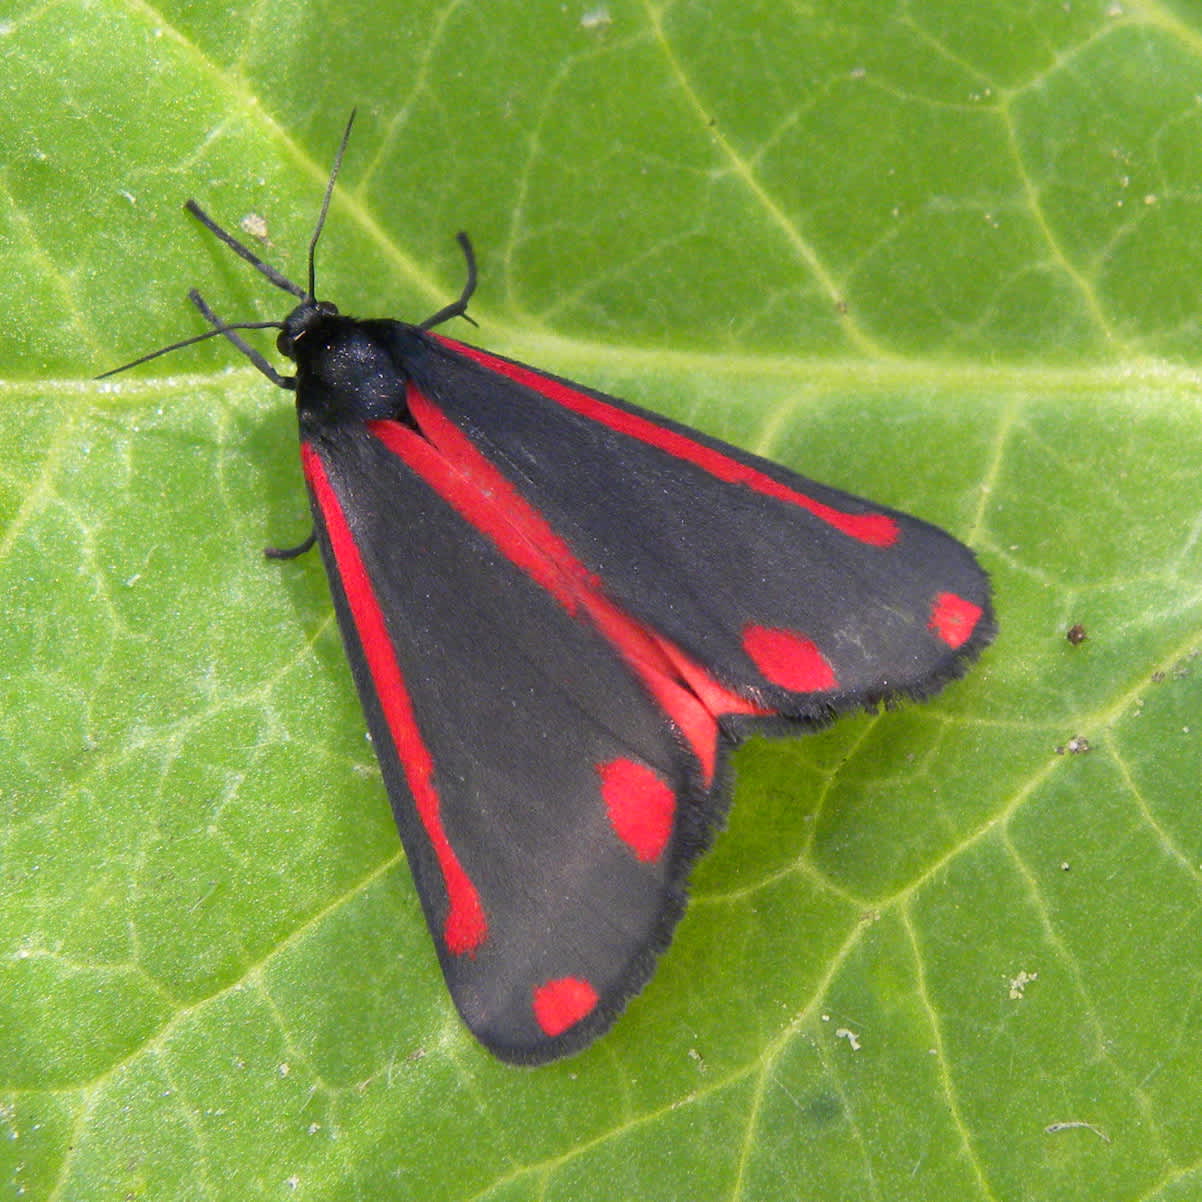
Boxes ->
[105,116,994,1063]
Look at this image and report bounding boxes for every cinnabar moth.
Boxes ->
[103,115,995,1065]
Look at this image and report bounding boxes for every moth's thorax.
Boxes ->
[282,303,410,426]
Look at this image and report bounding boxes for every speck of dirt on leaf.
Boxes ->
[1009,970,1038,999]
[1055,735,1091,755]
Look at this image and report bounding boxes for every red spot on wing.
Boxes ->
[435,337,900,548]
[597,758,675,862]
[302,444,487,956]
[928,592,983,649]
[532,977,599,1037]
[743,624,839,692]
[369,397,767,786]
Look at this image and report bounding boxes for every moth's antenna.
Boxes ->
[98,110,359,380]
[184,200,307,301]
[308,109,357,300]
[188,290,294,389]
[96,320,284,379]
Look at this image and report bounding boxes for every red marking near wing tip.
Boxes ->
[532,977,599,1037]
[369,399,766,785]
[435,337,901,548]
[597,758,675,862]
[302,443,488,956]
[742,624,839,692]
[928,592,983,650]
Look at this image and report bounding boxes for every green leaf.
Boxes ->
[3,2,1201,1199]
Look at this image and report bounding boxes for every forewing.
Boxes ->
[303,423,726,1064]
[400,331,995,721]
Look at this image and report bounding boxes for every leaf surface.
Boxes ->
[2,2,1200,1199]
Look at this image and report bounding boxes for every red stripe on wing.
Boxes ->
[435,336,900,549]
[302,443,488,956]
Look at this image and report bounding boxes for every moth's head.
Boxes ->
[277,299,340,361]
